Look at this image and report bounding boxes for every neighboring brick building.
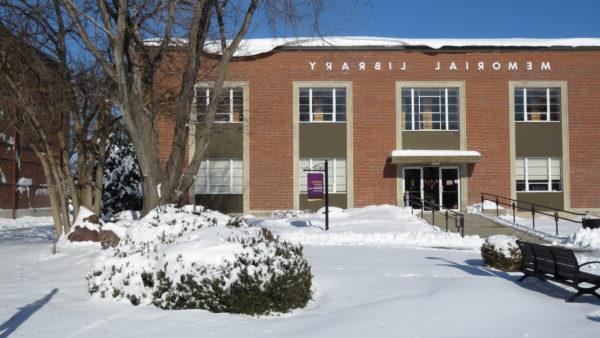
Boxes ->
[160,37,600,214]
[0,26,56,218]
[0,127,51,218]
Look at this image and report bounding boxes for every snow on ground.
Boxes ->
[1,209,600,338]
[1,241,599,337]
[252,205,483,250]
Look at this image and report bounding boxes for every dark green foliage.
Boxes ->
[102,138,142,220]
[152,230,313,315]
[141,271,154,288]
[226,216,247,228]
[481,242,523,272]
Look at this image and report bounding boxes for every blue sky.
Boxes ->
[247,0,600,38]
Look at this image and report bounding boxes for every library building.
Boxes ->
[160,37,600,215]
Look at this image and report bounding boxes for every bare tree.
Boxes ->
[60,0,324,214]
[0,1,117,236]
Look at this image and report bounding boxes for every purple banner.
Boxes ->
[307,173,324,200]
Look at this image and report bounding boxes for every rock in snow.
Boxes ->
[67,207,104,242]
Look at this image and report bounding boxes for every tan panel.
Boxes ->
[195,194,244,213]
[515,123,562,157]
[299,123,347,157]
[299,193,347,211]
[401,131,460,150]
[516,192,564,210]
[204,124,243,158]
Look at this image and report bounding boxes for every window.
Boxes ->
[299,158,346,193]
[196,87,243,123]
[516,158,561,192]
[197,159,243,194]
[299,88,346,122]
[402,88,459,130]
[514,87,561,122]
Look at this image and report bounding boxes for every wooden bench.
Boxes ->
[516,240,600,302]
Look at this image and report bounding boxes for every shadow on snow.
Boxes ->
[425,256,600,310]
[0,288,58,338]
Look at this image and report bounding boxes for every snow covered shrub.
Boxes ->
[481,235,522,272]
[272,210,312,219]
[87,205,313,315]
[102,141,142,220]
[152,228,312,315]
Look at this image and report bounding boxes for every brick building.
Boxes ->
[160,37,600,214]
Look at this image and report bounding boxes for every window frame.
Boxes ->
[402,87,460,131]
[299,158,347,194]
[514,87,561,123]
[515,157,562,192]
[196,87,244,124]
[299,87,346,123]
[197,158,243,195]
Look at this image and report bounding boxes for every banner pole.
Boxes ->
[325,160,329,231]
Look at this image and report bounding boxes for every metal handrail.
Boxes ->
[404,193,465,237]
[480,193,585,236]
[482,193,585,219]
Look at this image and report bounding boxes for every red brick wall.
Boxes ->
[0,127,51,212]
[158,49,600,210]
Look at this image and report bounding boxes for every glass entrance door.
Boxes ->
[404,168,422,208]
[441,168,459,210]
[423,167,440,209]
[403,166,460,210]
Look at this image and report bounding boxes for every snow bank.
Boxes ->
[257,205,483,250]
[0,216,55,243]
[87,205,312,314]
[554,227,600,250]
[281,229,483,250]
[467,200,504,213]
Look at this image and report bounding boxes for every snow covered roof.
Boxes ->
[390,149,482,164]
[147,36,600,57]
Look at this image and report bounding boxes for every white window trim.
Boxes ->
[300,158,346,193]
[199,158,243,195]
[301,87,345,123]
[404,87,459,131]
[518,87,560,123]
[201,87,242,124]
[516,157,562,192]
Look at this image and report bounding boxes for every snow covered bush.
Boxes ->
[272,210,312,219]
[86,205,313,315]
[480,235,522,272]
[101,142,142,220]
